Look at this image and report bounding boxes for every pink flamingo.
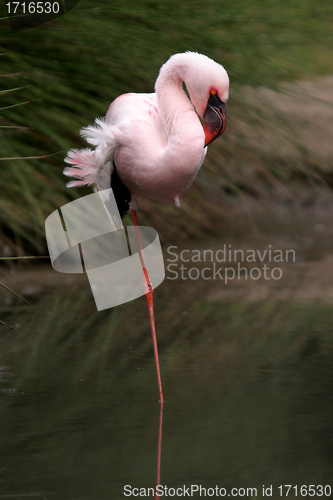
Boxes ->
[64,50,229,398]
[64,49,228,386]
[63,51,228,491]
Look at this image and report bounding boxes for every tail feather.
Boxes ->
[63,148,96,188]
[64,118,120,191]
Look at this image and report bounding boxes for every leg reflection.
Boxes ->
[155,400,164,500]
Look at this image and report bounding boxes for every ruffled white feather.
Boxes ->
[80,118,115,146]
[64,118,119,189]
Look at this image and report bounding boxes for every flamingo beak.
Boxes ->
[203,95,226,147]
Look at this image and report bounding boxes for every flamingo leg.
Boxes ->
[131,210,164,403]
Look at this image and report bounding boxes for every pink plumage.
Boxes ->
[63,148,96,187]
[64,52,229,216]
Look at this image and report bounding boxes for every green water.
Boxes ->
[1,270,333,499]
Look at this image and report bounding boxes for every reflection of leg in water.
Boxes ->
[155,400,164,499]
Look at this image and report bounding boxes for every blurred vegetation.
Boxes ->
[1,0,333,252]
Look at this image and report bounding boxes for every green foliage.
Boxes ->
[0,0,333,252]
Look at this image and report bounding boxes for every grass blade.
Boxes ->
[0,282,31,305]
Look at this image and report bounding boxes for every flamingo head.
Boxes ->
[183,52,229,147]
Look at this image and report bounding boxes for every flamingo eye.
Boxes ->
[210,89,217,95]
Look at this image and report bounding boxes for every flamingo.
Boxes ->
[63,51,228,497]
[63,51,229,404]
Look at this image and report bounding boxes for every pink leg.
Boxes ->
[131,210,164,403]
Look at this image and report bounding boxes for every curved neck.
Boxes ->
[155,57,199,137]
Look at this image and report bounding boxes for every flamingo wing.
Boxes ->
[106,93,167,149]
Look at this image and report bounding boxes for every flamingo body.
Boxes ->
[64,52,229,215]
